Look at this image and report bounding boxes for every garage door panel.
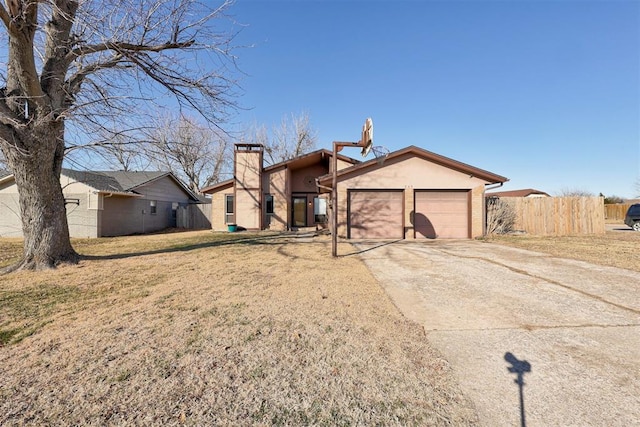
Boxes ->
[415,191,469,239]
[349,191,403,239]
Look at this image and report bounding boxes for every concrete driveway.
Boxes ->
[355,240,640,426]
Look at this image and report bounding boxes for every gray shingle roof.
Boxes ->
[61,169,129,192]
[2,169,198,200]
[61,169,172,193]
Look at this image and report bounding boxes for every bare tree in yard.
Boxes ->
[249,111,318,165]
[486,197,516,235]
[0,0,240,270]
[147,115,232,193]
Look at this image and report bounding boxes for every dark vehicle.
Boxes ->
[624,204,640,231]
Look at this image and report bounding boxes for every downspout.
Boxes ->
[485,182,504,191]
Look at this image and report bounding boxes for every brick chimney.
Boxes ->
[234,144,263,230]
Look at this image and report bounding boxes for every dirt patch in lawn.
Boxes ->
[485,230,639,273]
[0,231,476,425]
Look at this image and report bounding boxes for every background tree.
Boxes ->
[68,127,152,172]
[599,193,624,204]
[247,111,318,165]
[0,0,240,270]
[556,188,595,197]
[146,115,232,193]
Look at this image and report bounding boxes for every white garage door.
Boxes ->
[349,191,403,239]
[414,191,469,239]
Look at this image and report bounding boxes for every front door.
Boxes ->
[292,196,307,227]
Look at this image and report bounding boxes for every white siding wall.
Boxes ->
[0,175,192,238]
[65,193,100,238]
[0,184,99,238]
[0,193,23,237]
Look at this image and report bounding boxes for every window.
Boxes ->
[225,194,235,224]
[265,194,274,215]
[150,200,157,215]
[314,197,327,223]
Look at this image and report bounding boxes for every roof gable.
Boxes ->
[319,145,508,185]
[61,169,198,200]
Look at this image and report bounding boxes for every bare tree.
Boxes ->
[556,187,595,197]
[147,115,232,193]
[486,197,516,235]
[0,0,241,270]
[247,112,318,165]
[73,128,152,171]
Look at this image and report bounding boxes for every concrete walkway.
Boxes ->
[355,240,640,426]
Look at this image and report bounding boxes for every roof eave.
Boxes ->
[95,190,143,197]
[200,178,234,194]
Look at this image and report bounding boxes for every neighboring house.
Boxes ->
[0,169,199,238]
[486,188,550,198]
[203,144,508,239]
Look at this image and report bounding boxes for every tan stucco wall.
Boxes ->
[404,190,415,239]
[235,150,262,190]
[470,185,486,238]
[263,168,287,231]
[337,158,354,171]
[336,187,349,237]
[234,149,262,230]
[210,190,229,231]
[338,154,490,189]
[235,190,260,230]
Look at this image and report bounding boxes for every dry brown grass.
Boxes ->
[0,231,476,426]
[486,230,639,272]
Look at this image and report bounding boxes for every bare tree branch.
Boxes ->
[145,114,232,193]
[0,4,11,29]
[0,0,244,269]
[256,111,318,165]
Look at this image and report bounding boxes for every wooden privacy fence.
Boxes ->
[497,196,605,236]
[177,203,211,230]
[604,204,631,222]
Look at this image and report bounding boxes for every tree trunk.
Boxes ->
[4,121,78,271]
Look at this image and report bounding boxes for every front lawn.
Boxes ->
[0,231,476,425]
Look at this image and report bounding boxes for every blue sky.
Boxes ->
[226,0,640,198]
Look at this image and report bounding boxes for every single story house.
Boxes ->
[487,188,550,198]
[0,169,199,238]
[202,143,508,239]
